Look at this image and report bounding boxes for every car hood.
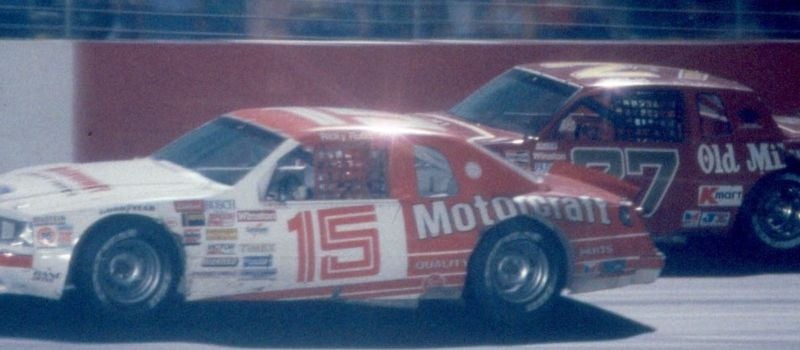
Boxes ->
[0,158,226,215]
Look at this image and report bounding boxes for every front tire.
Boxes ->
[466,229,564,327]
[743,173,800,254]
[74,225,179,319]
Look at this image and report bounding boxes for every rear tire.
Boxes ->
[741,173,800,255]
[74,224,179,319]
[465,228,564,327]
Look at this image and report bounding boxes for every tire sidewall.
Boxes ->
[467,228,564,326]
[744,172,800,253]
[77,225,178,319]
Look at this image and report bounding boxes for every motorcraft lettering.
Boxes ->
[413,195,610,240]
[697,142,800,174]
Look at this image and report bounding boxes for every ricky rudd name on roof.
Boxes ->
[413,195,612,240]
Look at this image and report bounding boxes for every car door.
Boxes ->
[537,89,687,236]
[235,139,410,300]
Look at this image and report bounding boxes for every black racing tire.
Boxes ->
[742,172,800,254]
[73,223,180,319]
[465,228,565,327]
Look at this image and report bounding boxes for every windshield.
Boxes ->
[449,69,579,134]
[152,117,285,185]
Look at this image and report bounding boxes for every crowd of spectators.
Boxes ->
[1,0,798,40]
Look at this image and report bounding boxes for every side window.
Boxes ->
[265,143,389,201]
[611,90,685,142]
[697,93,732,137]
[266,147,315,201]
[558,104,615,141]
[314,144,388,200]
[414,145,457,198]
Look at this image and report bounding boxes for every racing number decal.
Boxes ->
[571,148,679,217]
[288,205,381,282]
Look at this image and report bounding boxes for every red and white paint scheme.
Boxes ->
[447,62,800,254]
[0,107,662,324]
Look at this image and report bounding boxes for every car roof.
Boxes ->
[227,107,505,142]
[519,62,753,92]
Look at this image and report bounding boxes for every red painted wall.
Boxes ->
[75,41,800,161]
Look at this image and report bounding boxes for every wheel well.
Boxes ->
[467,216,572,292]
[66,214,185,289]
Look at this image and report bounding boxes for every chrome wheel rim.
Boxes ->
[756,185,800,245]
[487,234,550,304]
[96,237,162,305]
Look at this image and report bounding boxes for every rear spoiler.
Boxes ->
[547,161,640,200]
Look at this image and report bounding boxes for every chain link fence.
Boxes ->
[1,0,799,40]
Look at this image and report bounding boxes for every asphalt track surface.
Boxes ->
[0,237,798,350]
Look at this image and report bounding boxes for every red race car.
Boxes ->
[446,62,800,254]
[0,107,662,325]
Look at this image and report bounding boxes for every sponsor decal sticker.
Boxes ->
[201,257,239,267]
[100,204,156,215]
[183,229,202,245]
[207,212,235,227]
[535,142,559,151]
[579,245,614,257]
[182,212,205,227]
[503,150,531,168]
[175,200,204,213]
[700,211,731,227]
[191,271,237,278]
[32,269,61,283]
[243,255,273,268]
[245,224,270,235]
[207,228,238,241]
[32,216,66,226]
[36,227,56,247]
[207,243,236,255]
[240,243,275,254]
[205,200,236,211]
[239,269,277,281]
[682,210,701,228]
[533,162,553,175]
[58,227,73,246]
[698,185,743,207]
[237,210,276,222]
[532,152,567,161]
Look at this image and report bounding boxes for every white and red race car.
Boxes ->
[0,107,663,325]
